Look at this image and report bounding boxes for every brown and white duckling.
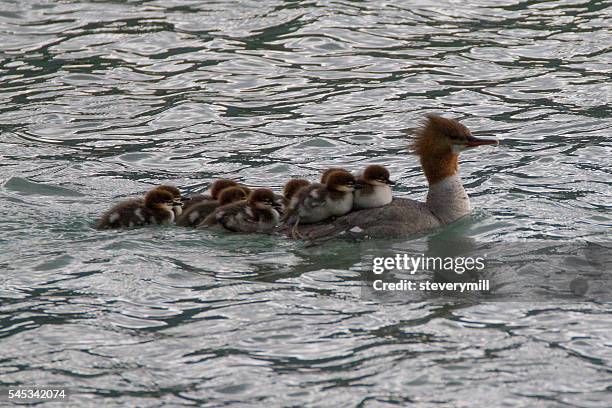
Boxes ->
[280,178,311,213]
[156,185,186,216]
[284,179,311,202]
[197,188,279,233]
[176,186,248,227]
[353,165,395,209]
[284,170,359,227]
[132,185,185,216]
[96,187,176,229]
[183,179,250,212]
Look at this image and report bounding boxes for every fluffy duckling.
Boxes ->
[284,170,358,227]
[353,165,395,209]
[197,188,280,233]
[280,178,311,213]
[284,179,311,202]
[156,185,186,216]
[176,186,248,227]
[96,187,176,230]
[183,179,250,212]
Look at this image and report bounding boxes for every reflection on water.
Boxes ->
[0,0,610,406]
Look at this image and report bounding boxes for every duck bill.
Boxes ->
[386,180,395,186]
[465,135,499,147]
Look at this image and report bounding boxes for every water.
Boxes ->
[1,0,611,406]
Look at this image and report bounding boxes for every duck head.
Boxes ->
[248,188,277,210]
[283,178,311,200]
[210,179,240,199]
[411,114,498,184]
[218,186,248,206]
[320,167,347,184]
[362,165,395,186]
[326,170,358,192]
[157,184,186,204]
[144,189,176,212]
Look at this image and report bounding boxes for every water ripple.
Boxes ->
[0,0,610,406]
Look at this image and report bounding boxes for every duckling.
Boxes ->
[132,185,186,216]
[156,185,186,216]
[320,167,347,184]
[280,178,311,214]
[96,187,176,229]
[197,188,279,233]
[284,179,311,203]
[183,179,250,212]
[284,170,358,227]
[176,186,248,227]
[353,165,395,209]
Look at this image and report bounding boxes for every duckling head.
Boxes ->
[210,179,239,199]
[157,185,181,199]
[326,170,358,192]
[362,165,394,186]
[218,186,248,206]
[283,178,310,200]
[320,167,347,184]
[248,188,276,210]
[144,189,176,212]
[157,184,186,209]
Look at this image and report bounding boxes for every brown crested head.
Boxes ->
[320,167,346,184]
[326,170,357,192]
[248,188,276,207]
[283,178,311,200]
[362,165,393,185]
[411,114,498,185]
[411,114,472,158]
[156,185,181,199]
[144,188,175,208]
[411,114,498,157]
[210,179,239,199]
[218,186,248,206]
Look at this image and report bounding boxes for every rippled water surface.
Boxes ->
[1,0,611,406]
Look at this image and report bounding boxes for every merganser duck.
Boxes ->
[198,188,279,233]
[353,165,395,209]
[176,186,248,227]
[284,170,358,228]
[291,114,499,240]
[96,187,176,229]
[183,179,250,212]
